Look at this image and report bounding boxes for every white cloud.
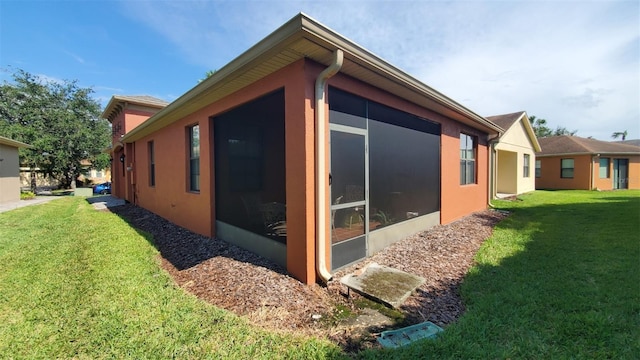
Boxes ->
[121,0,640,140]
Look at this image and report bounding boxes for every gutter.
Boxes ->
[315,49,344,283]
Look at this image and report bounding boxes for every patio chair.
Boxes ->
[259,202,287,237]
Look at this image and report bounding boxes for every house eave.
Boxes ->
[0,136,32,148]
[122,13,501,143]
[536,152,640,157]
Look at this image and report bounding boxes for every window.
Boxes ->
[599,158,610,178]
[460,133,476,185]
[523,154,530,178]
[535,160,541,178]
[95,170,103,179]
[188,125,200,192]
[148,141,155,186]
[561,158,574,178]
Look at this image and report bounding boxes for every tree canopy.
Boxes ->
[529,115,577,138]
[611,130,627,141]
[0,69,111,188]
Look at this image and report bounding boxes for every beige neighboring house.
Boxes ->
[0,136,31,203]
[487,111,541,197]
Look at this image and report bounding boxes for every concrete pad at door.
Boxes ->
[340,263,425,308]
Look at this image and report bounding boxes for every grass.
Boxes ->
[361,190,640,359]
[2,191,638,359]
[0,197,343,359]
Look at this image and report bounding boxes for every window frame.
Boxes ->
[535,159,541,178]
[561,158,574,179]
[523,154,530,178]
[188,124,200,192]
[148,140,155,187]
[599,157,610,179]
[460,133,476,185]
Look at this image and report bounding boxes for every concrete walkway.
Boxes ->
[0,196,61,214]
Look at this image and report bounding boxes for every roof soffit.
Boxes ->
[123,13,501,142]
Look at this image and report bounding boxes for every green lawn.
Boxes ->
[0,197,343,359]
[361,190,640,359]
[1,191,638,359]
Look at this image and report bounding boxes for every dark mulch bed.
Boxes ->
[110,204,507,352]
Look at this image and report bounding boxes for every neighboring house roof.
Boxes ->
[487,111,541,152]
[0,135,31,148]
[537,135,640,157]
[101,95,169,122]
[122,13,502,143]
[615,139,640,147]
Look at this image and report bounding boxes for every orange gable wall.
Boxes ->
[124,109,158,134]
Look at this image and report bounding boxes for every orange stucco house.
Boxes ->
[102,14,502,284]
[536,135,640,190]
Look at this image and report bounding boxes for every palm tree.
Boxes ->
[611,130,628,141]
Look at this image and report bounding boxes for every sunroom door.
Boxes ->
[330,125,368,269]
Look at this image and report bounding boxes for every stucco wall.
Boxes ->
[592,155,640,190]
[536,155,593,190]
[0,144,20,203]
[122,58,492,284]
[537,154,640,190]
[441,122,489,224]
[495,120,536,194]
[497,150,517,194]
[130,59,317,283]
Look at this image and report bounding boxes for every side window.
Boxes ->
[523,154,530,178]
[148,141,155,186]
[561,158,574,178]
[599,158,610,178]
[535,160,541,178]
[460,133,476,185]
[188,125,200,192]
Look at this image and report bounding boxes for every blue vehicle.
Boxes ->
[92,182,111,195]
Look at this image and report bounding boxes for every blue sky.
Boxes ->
[1,0,638,140]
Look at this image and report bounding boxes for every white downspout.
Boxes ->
[315,49,344,283]
[488,135,499,207]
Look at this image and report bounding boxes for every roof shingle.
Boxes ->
[486,111,526,130]
[537,135,640,156]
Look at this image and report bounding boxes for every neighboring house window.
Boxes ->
[460,133,476,185]
[95,170,103,178]
[561,158,574,178]
[523,154,530,178]
[148,141,155,186]
[188,125,200,192]
[599,157,610,178]
[535,160,541,178]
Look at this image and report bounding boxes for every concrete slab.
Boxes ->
[340,263,425,308]
[86,195,125,210]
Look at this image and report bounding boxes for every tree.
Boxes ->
[529,115,577,138]
[611,130,628,141]
[529,115,553,138]
[198,69,217,83]
[0,69,111,189]
[552,126,578,136]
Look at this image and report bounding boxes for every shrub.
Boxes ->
[20,191,36,200]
